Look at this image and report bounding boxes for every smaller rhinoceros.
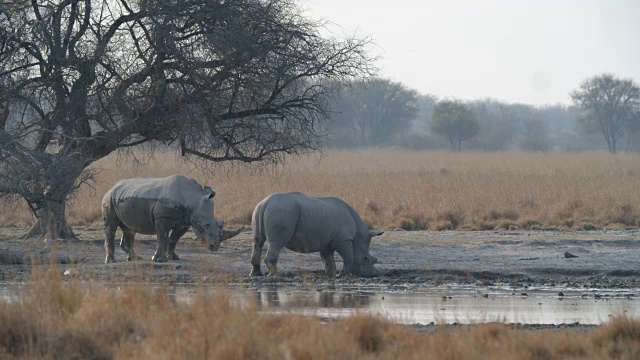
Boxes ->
[250,192,383,277]
[102,175,242,263]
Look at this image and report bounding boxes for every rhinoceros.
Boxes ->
[102,175,242,263]
[250,192,383,277]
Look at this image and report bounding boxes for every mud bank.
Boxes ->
[0,228,639,289]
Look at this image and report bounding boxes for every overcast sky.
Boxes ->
[304,0,640,106]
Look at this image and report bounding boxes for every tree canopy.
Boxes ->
[430,100,478,150]
[570,73,640,153]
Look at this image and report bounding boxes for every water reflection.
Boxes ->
[248,284,372,309]
[1,282,639,325]
[214,284,640,325]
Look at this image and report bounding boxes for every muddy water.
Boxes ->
[2,283,638,325]
[170,284,639,325]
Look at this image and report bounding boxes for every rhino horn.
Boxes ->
[220,227,245,242]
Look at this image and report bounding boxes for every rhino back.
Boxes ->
[263,193,357,253]
[108,175,204,234]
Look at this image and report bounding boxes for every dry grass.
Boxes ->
[2,150,640,231]
[1,269,640,359]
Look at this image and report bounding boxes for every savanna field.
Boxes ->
[1,150,639,231]
[3,0,639,357]
[2,151,640,359]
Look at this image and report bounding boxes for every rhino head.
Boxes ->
[190,190,222,251]
[351,230,384,277]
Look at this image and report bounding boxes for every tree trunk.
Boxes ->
[20,199,78,252]
[360,123,368,147]
[448,135,456,151]
[604,130,614,153]
[611,136,617,153]
[18,154,89,251]
[454,138,462,151]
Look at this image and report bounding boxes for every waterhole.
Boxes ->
[2,283,637,325]
[172,283,639,325]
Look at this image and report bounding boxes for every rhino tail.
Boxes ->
[102,191,120,263]
[252,202,267,248]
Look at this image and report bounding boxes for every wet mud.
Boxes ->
[1,228,639,288]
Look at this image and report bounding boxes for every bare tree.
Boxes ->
[571,74,640,153]
[0,0,373,247]
[430,100,479,151]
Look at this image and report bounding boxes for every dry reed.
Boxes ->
[2,150,640,231]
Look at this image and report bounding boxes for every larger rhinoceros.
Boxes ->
[102,175,241,263]
[250,192,384,277]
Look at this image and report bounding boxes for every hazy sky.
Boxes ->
[304,0,640,106]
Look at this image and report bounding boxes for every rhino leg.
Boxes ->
[152,222,170,263]
[334,240,354,276]
[262,215,297,277]
[250,234,267,276]
[104,220,118,264]
[264,242,284,277]
[119,226,142,261]
[320,249,337,278]
[167,226,189,261]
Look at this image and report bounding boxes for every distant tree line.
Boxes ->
[326,74,640,153]
[326,78,419,148]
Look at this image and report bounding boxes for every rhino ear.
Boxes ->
[369,230,384,237]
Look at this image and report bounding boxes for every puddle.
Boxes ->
[169,283,639,325]
[2,282,638,325]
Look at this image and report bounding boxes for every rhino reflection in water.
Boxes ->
[252,287,372,309]
[250,192,383,277]
[102,175,242,263]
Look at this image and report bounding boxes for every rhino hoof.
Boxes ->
[250,269,263,276]
[152,254,168,263]
[127,254,143,261]
[105,256,115,264]
[169,253,180,261]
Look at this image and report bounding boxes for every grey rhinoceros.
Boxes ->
[102,175,242,263]
[250,192,383,277]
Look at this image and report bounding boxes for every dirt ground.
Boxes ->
[1,227,639,289]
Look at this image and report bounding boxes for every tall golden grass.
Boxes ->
[2,150,640,231]
[1,269,640,359]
